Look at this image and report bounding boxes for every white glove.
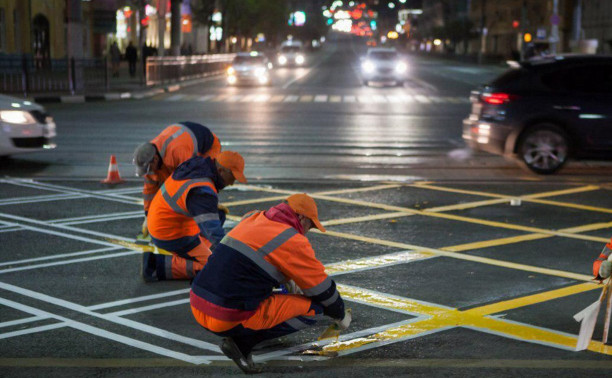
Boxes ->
[600,260,612,279]
[285,280,303,295]
[335,308,352,330]
[141,217,148,238]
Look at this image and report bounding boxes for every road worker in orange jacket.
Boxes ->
[189,193,351,374]
[593,238,612,281]
[142,151,247,282]
[132,122,222,236]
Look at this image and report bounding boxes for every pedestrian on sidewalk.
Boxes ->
[132,122,222,237]
[142,152,247,282]
[126,41,138,77]
[109,41,121,77]
[189,194,351,374]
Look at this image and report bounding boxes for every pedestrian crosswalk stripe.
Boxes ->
[154,93,470,104]
[166,94,185,101]
[414,95,431,103]
[240,94,255,102]
[197,95,215,102]
[255,95,270,102]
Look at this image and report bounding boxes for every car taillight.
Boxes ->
[481,92,519,105]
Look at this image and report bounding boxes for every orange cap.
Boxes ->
[286,193,326,232]
[217,151,247,183]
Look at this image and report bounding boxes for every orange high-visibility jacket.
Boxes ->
[148,175,218,242]
[190,211,345,321]
[593,238,612,278]
[143,123,221,213]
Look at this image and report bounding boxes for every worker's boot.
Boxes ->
[220,337,261,374]
[141,252,157,282]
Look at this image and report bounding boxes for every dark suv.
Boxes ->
[463,55,612,174]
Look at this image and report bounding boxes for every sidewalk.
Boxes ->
[29,61,222,104]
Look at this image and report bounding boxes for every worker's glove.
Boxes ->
[334,308,352,331]
[285,280,303,295]
[600,260,612,279]
[218,204,230,215]
[141,216,148,238]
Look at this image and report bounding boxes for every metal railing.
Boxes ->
[145,54,235,86]
[0,55,109,96]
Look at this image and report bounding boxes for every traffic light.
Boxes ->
[524,33,532,43]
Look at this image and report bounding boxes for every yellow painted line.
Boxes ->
[442,233,551,252]
[223,184,402,207]
[222,195,287,207]
[527,198,612,214]
[416,183,611,215]
[322,212,412,227]
[470,316,612,356]
[410,183,507,199]
[444,222,612,253]
[338,284,450,316]
[522,185,601,199]
[325,251,434,276]
[425,198,509,213]
[316,184,402,196]
[420,210,610,243]
[329,284,612,356]
[466,282,600,316]
[104,238,173,256]
[320,230,594,282]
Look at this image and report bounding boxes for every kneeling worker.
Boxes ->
[133,122,222,236]
[143,151,247,281]
[189,193,351,374]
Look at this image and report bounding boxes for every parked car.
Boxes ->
[360,47,408,86]
[0,94,56,157]
[227,52,272,86]
[463,55,612,174]
[277,41,305,67]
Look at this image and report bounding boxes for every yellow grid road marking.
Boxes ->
[322,212,412,227]
[323,284,612,356]
[319,229,594,281]
[466,282,599,316]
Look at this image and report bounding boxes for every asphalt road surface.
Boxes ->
[1,35,612,377]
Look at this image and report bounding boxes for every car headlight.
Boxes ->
[395,62,408,73]
[295,55,305,64]
[361,60,375,73]
[278,55,287,65]
[227,66,235,75]
[255,67,267,77]
[0,110,37,125]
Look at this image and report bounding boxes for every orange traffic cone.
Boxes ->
[101,155,125,184]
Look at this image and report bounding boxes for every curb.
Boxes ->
[32,72,223,104]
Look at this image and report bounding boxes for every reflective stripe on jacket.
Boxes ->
[148,176,218,241]
[191,211,344,321]
[143,123,221,213]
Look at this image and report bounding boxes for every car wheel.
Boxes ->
[517,124,569,174]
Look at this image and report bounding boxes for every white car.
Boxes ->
[0,94,56,157]
[277,41,305,67]
[360,48,409,86]
[227,52,272,86]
